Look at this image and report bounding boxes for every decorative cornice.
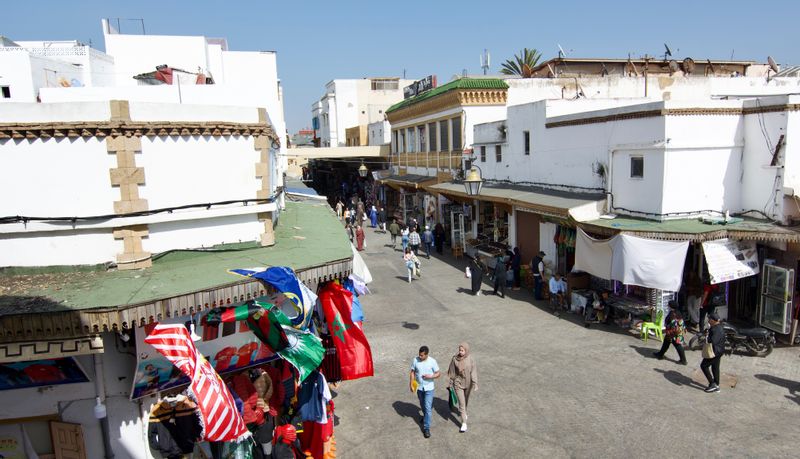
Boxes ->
[0,121,279,142]
[546,104,800,129]
[387,89,507,124]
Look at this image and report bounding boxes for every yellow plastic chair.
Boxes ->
[640,309,664,343]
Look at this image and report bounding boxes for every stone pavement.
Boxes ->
[333,227,800,458]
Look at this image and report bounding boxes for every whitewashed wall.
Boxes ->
[0,102,278,267]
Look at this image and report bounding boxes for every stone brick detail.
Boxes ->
[254,134,275,247]
[107,104,150,269]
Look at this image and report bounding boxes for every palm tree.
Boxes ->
[500,48,543,78]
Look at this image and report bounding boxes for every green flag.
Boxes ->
[278,326,324,383]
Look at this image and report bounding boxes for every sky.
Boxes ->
[3,0,799,133]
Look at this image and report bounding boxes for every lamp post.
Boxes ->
[358,162,368,178]
[463,165,483,196]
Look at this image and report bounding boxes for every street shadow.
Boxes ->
[629,345,659,358]
[653,368,705,389]
[754,373,800,400]
[395,276,411,282]
[402,321,420,330]
[456,287,475,295]
[432,396,459,427]
[392,400,421,425]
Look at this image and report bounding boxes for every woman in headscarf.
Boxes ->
[369,205,378,228]
[469,255,485,296]
[355,225,365,251]
[447,342,477,432]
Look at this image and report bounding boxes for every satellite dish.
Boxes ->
[664,43,672,59]
[682,57,695,75]
[668,60,679,75]
[768,56,779,74]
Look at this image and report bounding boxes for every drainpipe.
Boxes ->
[93,353,115,459]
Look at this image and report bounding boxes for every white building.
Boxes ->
[368,120,391,146]
[312,77,413,147]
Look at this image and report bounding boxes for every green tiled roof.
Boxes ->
[386,78,509,113]
[0,200,352,313]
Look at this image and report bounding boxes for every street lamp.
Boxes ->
[358,162,368,178]
[463,165,483,196]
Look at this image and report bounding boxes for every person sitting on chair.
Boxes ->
[587,290,612,324]
[548,273,568,314]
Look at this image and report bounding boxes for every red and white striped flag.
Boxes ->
[144,324,250,442]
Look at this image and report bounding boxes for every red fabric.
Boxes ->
[318,283,374,381]
[144,324,249,442]
[231,373,264,426]
[319,335,342,383]
[263,365,284,413]
[155,66,174,85]
[274,424,296,444]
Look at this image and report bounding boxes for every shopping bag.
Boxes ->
[701,342,715,359]
[448,387,459,411]
[465,266,472,279]
[411,379,419,392]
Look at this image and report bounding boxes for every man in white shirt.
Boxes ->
[549,273,568,314]
[409,345,440,438]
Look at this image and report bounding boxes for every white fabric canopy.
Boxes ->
[573,229,613,279]
[574,229,689,291]
[350,243,373,284]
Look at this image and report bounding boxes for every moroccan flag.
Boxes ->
[204,301,324,383]
[229,267,317,330]
[144,324,249,442]
[318,282,374,380]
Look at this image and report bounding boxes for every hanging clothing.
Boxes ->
[231,373,264,426]
[299,400,335,459]
[297,371,332,424]
[319,334,342,383]
[147,395,203,459]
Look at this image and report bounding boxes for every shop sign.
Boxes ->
[0,357,89,391]
[130,296,286,399]
[702,238,759,284]
[0,424,35,459]
[403,75,437,99]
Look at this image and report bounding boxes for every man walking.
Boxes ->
[335,199,344,220]
[388,219,401,249]
[701,313,726,393]
[409,227,422,255]
[493,254,507,298]
[531,251,545,300]
[378,207,387,232]
[410,346,439,438]
[422,226,434,258]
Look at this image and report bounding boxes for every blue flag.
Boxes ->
[230,267,317,330]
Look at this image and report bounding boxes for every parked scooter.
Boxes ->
[688,322,775,357]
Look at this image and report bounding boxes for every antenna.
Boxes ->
[558,44,566,58]
[663,43,672,61]
[480,49,491,75]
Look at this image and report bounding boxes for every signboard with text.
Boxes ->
[403,75,437,99]
[702,238,759,285]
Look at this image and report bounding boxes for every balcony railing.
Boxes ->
[390,151,464,171]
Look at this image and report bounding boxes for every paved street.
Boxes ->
[332,228,799,458]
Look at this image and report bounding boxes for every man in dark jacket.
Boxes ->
[492,254,507,298]
[700,313,726,393]
[531,251,545,300]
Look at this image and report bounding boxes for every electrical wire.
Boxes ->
[0,191,282,225]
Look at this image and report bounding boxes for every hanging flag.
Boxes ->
[144,324,250,442]
[318,282,374,380]
[205,301,324,383]
[230,267,317,330]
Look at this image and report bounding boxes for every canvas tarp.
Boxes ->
[574,229,689,291]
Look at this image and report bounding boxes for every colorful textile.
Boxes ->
[144,324,250,442]
[318,283,374,381]
[230,267,317,330]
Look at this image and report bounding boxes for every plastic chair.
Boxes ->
[640,309,664,343]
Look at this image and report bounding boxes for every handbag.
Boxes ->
[448,387,459,411]
[465,266,472,278]
[701,341,715,359]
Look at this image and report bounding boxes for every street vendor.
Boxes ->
[586,289,611,325]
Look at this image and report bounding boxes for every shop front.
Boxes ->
[378,174,438,227]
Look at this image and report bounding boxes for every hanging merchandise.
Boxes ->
[319,335,342,383]
[144,324,251,442]
[204,301,325,383]
[148,395,203,459]
[296,371,332,424]
[342,278,365,325]
[299,400,336,459]
[229,267,319,330]
[318,282,375,381]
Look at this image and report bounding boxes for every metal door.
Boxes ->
[759,264,794,334]
[50,421,86,459]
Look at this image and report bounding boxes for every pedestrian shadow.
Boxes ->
[629,344,660,358]
[402,321,420,330]
[392,400,421,424]
[754,374,800,405]
[456,287,475,295]
[653,368,705,389]
[432,396,460,427]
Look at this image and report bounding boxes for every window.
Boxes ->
[418,125,426,152]
[407,128,416,153]
[451,117,462,151]
[1,86,10,98]
[630,156,644,178]
[400,130,406,153]
[480,146,486,162]
[495,145,502,162]
[393,130,399,153]
[439,120,449,152]
[428,122,437,151]
[371,79,399,90]
[524,131,530,155]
